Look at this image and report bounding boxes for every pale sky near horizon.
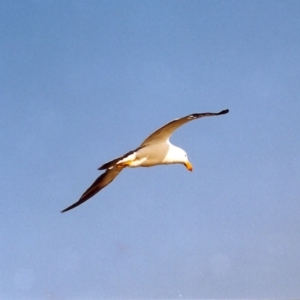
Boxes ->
[1,1,300,299]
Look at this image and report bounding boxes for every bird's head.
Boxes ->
[181,150,193,172]
[166,145,193,171]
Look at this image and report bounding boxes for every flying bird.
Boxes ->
[62,109,229,213]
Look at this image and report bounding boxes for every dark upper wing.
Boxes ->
[140,109,229,147]
[61,167,123,213]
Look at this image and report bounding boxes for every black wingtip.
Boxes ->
[61,208,69,213]
[61,194,90,213]
[61,197,88,213]
[218,109,229,115]
[61,203,79,213]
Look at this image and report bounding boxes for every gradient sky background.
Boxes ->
[1,1,300,299]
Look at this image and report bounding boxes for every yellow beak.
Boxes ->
[184,161,193,172]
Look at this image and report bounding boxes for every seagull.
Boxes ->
[61,109,229,213]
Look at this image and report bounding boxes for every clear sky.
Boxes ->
[1,1,300,299]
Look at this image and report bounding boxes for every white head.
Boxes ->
[164,145,193,171]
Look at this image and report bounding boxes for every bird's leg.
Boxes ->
[114,151,137,168]
[116,160,134,168]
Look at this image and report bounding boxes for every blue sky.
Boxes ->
[1,0,300,298]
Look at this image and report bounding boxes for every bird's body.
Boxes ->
[116,143,171,168]
[61,109,229,213]
[101,142,186,169]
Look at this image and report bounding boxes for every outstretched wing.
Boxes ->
[61,167,123,213]
[140,109,229,147]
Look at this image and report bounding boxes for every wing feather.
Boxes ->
[61,167,123,213]
[140,109,229,146]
